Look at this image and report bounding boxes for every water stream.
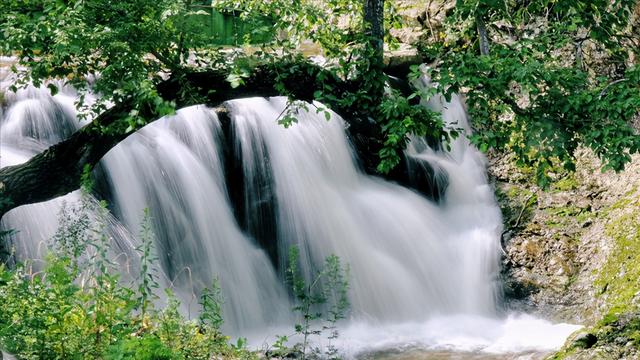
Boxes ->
[0,76,581,358]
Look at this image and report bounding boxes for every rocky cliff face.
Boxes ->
[492,145,640,359]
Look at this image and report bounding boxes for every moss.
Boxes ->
[551,190,640,358]
[553,174,580,192]
[548,205,581,217]
[548,344,578,359]
[575,209,594,224]
[543,205,592,229]
[587,191,640,347]
[593,194,640,316]
[595,315,640,348]
[599,186,639,218]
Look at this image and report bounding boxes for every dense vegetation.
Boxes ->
[0,194,249,359]
[1,0,639,358]
[419,0,640,184]
[0,191,350,359]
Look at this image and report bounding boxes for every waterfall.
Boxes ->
[100,105,292,333]
[229,96,501,321]
[0,82,86,259]
[0,79,580,355]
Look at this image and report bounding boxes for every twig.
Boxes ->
[500,192,536,249]
[513,192,535,230]
[426,0,435,41]
[599,78,628,99]
[275,102,293,123]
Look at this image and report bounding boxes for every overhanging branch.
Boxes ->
[0,55,426,219]
[0,61,355,218]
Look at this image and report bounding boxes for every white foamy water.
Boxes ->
[1,74,580,355]
[1,81,88,258]
[100,105,292,333]
[229,96,501,320]
[333,314,581,358]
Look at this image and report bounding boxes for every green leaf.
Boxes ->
[47,83,58,96]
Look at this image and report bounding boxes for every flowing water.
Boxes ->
[0,75,581,358]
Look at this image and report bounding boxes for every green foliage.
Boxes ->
[213,0,457,174]
[418,0,640,185]
[376,85,456,172]
[199,278,224,330]
[2,0,457,177]
[0,198,254,360]
[1,0,197,127]
[284,246,350,360]
[552,174,580,192]
[6,0,636,185]
[137,209,160,319]
[106,334,176,360]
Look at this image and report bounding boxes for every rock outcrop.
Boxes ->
[492,148,640,359]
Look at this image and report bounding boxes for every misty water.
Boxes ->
[0,70,581,358]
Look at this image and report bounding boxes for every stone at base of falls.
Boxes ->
[361,349,552,360]
[571,332,597,349]
[501,272,540,300]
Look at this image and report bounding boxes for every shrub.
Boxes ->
[0,199,255,360]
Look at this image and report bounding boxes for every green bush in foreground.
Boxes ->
[0,199,255,360]
[0,197,350,360]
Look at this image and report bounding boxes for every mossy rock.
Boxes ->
[571,332,598,349]
[553,174,580,192]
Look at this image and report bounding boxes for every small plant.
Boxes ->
[51,199,92,270]
[136,208,160,319]
[199,277,224,330]
[285,246,350,360]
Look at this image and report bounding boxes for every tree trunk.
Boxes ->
[0,105,132,218]
[0,65,309,218]
[364,0,386,102]
[364,0,385,60]
[476,12,490,56]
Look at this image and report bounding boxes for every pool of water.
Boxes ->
[363,349,548,360]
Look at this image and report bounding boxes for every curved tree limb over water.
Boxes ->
[0,59,429,219]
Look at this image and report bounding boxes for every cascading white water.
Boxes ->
[100,106,292,333]
[230,96,500,320]
[0,81,87,259]
[1,76,581,357]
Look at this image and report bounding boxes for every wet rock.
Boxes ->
[502,275,539,299]
[572,332,597,349]
[493,150,640,325]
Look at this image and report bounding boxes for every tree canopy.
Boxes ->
[420,0,640,184]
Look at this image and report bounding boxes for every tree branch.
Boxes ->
[0,62,346,218]
[599,78,628,99]
[0,66,299,218]
[0,55,430,219]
